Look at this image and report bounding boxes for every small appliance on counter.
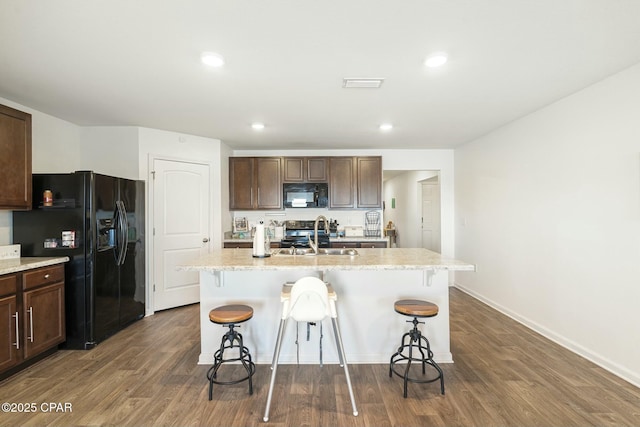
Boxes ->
[344,225,364,237]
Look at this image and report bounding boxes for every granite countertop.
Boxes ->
[0,257,69,275]
[179,248,475,272]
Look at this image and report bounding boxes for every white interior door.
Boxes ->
[152,158,210,311]
[421,182,441,252]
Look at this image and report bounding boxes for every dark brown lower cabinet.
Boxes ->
[0,264,65,377]
[223,242,281,249]
[331,241,388,248]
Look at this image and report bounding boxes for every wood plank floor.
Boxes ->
[1,287,639,426]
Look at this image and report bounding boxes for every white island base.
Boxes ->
[189,248,475,365]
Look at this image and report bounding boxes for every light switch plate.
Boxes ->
[0,244,21,260]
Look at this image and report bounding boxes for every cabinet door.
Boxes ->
[0,104,32,210]
[356,156,382,208]
[229,157,255,210]
[283,157,327,182]
[0,295,19,372]
[329,157,355,209]
[256,157,282,209]
[306,158,328,182]
[22,282,65,360]
[283,158,304,182]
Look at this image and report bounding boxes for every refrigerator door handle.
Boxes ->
[112,205,122,263]
[116,200,129,265]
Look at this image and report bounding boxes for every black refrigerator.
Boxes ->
[13,171,145,349]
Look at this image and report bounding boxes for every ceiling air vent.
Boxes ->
[342,78,384,88]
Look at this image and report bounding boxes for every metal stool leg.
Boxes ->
[236,331,254,395]
[418,334,444,394]
[207,324,255,400]
[389,317,444,398]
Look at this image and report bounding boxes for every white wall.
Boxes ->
[80,126,140,179]
[454,63,640,387]
[1,96,82,245]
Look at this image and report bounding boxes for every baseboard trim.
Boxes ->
[453,283,640,389]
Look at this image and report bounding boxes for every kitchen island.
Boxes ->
[179,248,474,365]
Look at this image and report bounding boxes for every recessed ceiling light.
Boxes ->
[424,52,448,68]
[379,123,393,131]
[201,51,225,67]
[251,122,265,131]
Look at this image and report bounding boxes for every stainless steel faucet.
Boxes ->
[309,215,328,254]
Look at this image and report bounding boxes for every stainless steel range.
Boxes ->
[279,219,331,249]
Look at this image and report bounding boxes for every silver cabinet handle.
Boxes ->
[13,312,19,349]
[44,273,50,279]
[27,307,34,342]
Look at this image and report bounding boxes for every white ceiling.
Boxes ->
[1,1,640,150]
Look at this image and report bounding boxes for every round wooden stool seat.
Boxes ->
[209,304,254,324]
[394,299,439,318]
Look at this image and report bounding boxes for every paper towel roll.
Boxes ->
[253,222,265,257]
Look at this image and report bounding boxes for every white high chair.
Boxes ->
[263,276,358,422]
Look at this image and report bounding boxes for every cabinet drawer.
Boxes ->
[223,242,253,249]
[0,275,17,297]
[359,241,387,248]
[22,265,64,291]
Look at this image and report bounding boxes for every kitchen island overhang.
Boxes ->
[179,248,475,365]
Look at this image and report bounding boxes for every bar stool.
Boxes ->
[389,299,444,398]
[206,304,256,400]
[263,276,358,422]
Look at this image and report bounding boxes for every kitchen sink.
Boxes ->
[274,248,358,256]
[318,248,359,256]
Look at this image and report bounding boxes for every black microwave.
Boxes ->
[283,183,328,208]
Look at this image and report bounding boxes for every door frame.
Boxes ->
[146,154,214,316]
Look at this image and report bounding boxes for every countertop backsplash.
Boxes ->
[228,208,383,237]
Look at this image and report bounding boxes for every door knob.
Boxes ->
[202,238,210,243]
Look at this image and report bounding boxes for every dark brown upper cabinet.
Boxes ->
[356,156,382,209]
[283,157,328,182]
[328,157,356,209]
[328,156,382,209]
[230,155,381,210]
[0,104,32,210]
[229,157,283,210]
